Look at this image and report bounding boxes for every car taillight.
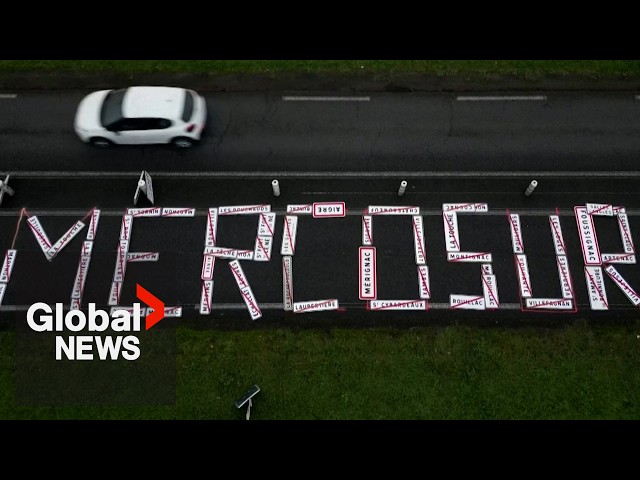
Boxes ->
[185,124,195,133]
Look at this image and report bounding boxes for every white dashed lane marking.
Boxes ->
[282,96,370,102]
[457,95,547,101]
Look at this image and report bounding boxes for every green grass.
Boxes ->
[0,60,639,79]
[2,322,639,419]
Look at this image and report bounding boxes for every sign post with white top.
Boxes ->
[133,170,155,205]
[0,174,15,206]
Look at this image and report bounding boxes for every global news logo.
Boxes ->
[25,284,164,361]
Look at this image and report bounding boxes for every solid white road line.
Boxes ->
[0,94,17,99]
[457,95,547,101]
[2,208,639,217]
[282,96,370,102]
[0,303,283,311]
[0,302,526,312]
[6,170,640,179]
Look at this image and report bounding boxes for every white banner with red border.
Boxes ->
[293,298,339,313]
[47,221,85,259]
[442,211,460,252]
[27,216,53,257]
[450,294,485,310]
[219,204,271,215]
[556,255,574,299]
[368,206,419,215]
[515,254,532,298]
[369,299,427,311]
[549,215,566,256]
[574,206,601,265]
[200,280,213,314]
[359,247,377,300]
[482,275,500,309]
[71,255,91,299]
[286,204,313,214]
[313,202,345,218]
[586,203,614,216]
[584,266,608,310]
[412,215,426,265]
[229,260,262,320]
[161,207,195,217]
[442,203,488,213]
[281,216,298,256]
[362,215,373,245]
[87,208,101,241]
[508,213,524,254]
[108,281,122,306]
[0,249,17,283]
[605,265,640,306]
[417,266,430,299]
[254,235,273,261]
[525,298,573,310]
[448,252,492,263]
[205,208,218,247]
[126,252,159,262]
[282,256,293,311]
[257,212,276,237]
[126,207,161,217]
[119,215,133,241]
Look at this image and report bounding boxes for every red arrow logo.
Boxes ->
[136,284,165,330]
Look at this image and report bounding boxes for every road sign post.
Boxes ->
[133,171,155,205]
[524,180,538,197]
[0,175,15,206]
[235,384,260,420]
[398,180,407,196]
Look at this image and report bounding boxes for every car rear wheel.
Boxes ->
[172,137,194,148]
[90,137,113,148]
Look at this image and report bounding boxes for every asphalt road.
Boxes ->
[1,90,640,327]
[0,91,638,172]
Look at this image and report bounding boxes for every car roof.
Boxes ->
[122,86,186,119]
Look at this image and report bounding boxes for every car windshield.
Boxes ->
[182,90,194,122]
[100,88,126,128]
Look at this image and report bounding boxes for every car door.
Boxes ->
[111,118,173,145]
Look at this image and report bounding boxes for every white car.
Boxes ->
[74,86,207,148]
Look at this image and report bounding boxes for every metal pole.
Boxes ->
[398,180,407,196]
[0,180,14,196]
[272,179,280,197]
[133,179,146,206]
[524,180,538,197]
[246,398,252,420]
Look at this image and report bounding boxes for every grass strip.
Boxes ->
[1,322,639,419]
[0,60,639,79]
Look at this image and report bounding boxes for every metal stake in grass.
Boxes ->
[235,384,261,420]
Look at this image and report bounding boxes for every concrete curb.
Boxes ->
[0,71,639,92]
